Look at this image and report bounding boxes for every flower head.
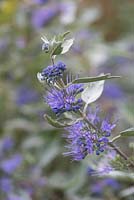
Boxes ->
[31,6,60,28]
[0,178,13,193]
[1,154,23,174]
[33,0,48,5]
[16,85,39,105]
[91,178,120,196]
[101,118,116,137]
[104,83,124,99]
[46,83,84,115]
[64,108,116,160]
[38,61,66,84]
[1,137,14,152]
[64,121,94,160]
[7,194,25,200]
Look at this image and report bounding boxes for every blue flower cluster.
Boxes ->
[0,137,23,194]
[91,178,120,196]
[39,60,116,161]
[64,109,116,161]
[46,84,84,115]
[16,85,39,106]
[40,61,66,84]
[0,136,46,199]
[32,5,60,29]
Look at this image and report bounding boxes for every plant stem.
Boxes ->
[108,142,134,168]
[111,134,121,142]
[51,56,55,66]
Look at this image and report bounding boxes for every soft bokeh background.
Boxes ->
[0,0,134,199]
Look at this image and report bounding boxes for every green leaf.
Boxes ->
[120,127,134,137]
[50,31,73,56]
[104,171,134,181]
[61,31,70,39]
[72,74,120,84]
[38,141,60,167]
[44,114,81,128]
[57,31,71,41]
[51,42,63,56]
[44,114,66,128]
[48,165,86,190]
[51,38,74,56]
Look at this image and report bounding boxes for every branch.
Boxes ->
[108,142,134,168]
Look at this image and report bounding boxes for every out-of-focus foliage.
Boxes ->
[0,0,134,199]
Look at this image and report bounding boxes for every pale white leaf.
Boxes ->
[61,38,74,54]
[81,76,105,104]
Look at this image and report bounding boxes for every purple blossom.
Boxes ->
[31,5,60,28]
[41,61,66,83]
[64,108,116,160]
[16,86,39,105]
[72,30,98,54]
[1,154,23,174]
[46,84,84,115]
[0,178,13,192]
[87,107,100,125]
[1,137,14,151]
[15,37,26,49]
[32,0,48,4]
[99,55,133,75]
[91,178,120,195]
[87,108,116,137]
[101,119,116,137]
[0,39,9,52]
[64,121,94,160]
[104,83,124,99]
[7,194,25,200]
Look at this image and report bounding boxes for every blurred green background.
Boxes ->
[0,0,134,199]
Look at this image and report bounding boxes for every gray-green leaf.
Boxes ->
[61,31,71,39]
[120,127,134,137]
[44,114,67,128]
[51,42,63,56]
[56,31,71,41]
[72,73,120,84]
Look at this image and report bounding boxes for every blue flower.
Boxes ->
[7,194,25,200]
[32,0,48,5]
[1,154,23,174]
[101,118,116,137]
[1,137,14,152]
[91,178,120,196]
[64,108,116,160]
[31,6,60,29]
[46,84,84,115]
[16,85,39,106]
[0,178,13,192]
[87,108,116,154]
[39,61,66,84]
[63,121,94,160]
[104,83,124,99]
